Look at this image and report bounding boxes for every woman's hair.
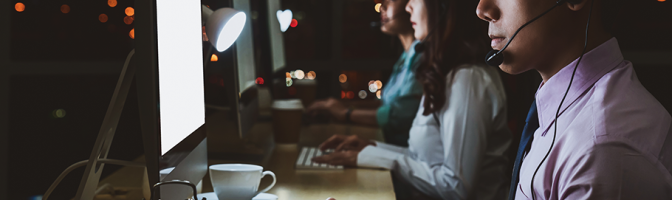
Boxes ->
[416,0,491,115]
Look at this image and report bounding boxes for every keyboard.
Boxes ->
[295,147,344,170]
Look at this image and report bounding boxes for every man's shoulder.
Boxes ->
[577,61,671,165]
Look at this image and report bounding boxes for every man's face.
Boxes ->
[477,0,574,74]
[380,0,412,35]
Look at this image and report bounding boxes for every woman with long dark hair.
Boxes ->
[313,0,511,199]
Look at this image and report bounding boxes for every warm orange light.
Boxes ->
[129,28,135,39]
[99,14,108,23]
[210,54,218,62]
[341,91,346,99]
[375,80,383,89]
[286,72,292,79]
[125,7,134,16]
[202,26,209,41]
[375,3,382,13]
[376,90,382,99]
[108,0,117,7]
[124,16,134,25]
[60,4,70,13]
[15,2,25,12]
[306,71,316,80]
[338,74,347,83]
[658,0,665,2]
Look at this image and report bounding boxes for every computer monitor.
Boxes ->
[136,0,207,199]
[266,0,287,73]
[230,0,259,139]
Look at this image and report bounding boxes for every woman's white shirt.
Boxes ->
[357,64,512,200]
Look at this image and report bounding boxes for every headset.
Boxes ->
[483,0,595,199]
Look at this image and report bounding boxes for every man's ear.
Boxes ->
[566,0,589,11]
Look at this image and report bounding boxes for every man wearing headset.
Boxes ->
[477,0,672,199]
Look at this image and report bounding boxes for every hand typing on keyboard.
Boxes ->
[318,134,376,152]
[311,149,358,167]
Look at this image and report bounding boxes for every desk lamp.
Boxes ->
[202,5,246,52]
[44,4,246,200]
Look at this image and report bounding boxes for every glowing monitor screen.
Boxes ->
[156,0,205,155]
[267,0,287,73]
[234,0,256,92]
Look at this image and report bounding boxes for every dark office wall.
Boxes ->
[8,74,144,200]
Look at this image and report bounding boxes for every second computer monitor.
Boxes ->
[232,0,259,138]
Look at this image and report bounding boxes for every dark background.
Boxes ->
[1,0,670,199]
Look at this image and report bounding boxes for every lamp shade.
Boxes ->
[202,6,246,52]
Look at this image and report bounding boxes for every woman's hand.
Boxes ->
[319,134,376,152]
[311,150,359,167]
[306,98,349,121]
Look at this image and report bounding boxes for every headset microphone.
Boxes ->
[485,0,570,66]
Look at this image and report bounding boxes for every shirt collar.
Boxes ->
[535,37,624,132]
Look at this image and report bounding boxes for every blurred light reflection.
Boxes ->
[61,5,70,14]
[15,2,25,12]
[339,74,347,83]
[125,7,134,16]
[99,14,109,23]
[359,90,367,99]
[108,0,117,7]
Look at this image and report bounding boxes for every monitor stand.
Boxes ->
[74,49,137,200]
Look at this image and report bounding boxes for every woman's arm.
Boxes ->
[350,109,378,126]
[358,68,499,199]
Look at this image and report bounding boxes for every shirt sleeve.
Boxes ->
[360,68,499,200]
[376,85,423,131]
[557,142,672,200]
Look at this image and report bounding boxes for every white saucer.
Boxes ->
[198,192,278,200]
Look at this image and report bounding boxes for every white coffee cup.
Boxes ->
[209,164,277,200]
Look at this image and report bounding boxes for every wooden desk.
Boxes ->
[204,122,396,200]
[95,115,395,200]
[259,144,395,200]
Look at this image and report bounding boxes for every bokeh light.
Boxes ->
[124,16,134,25]
[359,90,368,99]
[129,28,135,39]
[306,71,316,80]
[125,7,134,16]
[346,91,355,99]
[341,91,346,99]
[255,77,264,85]
[295,69,305,80]
[375,80,383,89]
[108,0,117,7]
[285,72,292,79]
[376,90,382,99]
[290,19,298,28]
[210,54,218,62]
[338,74,347,83]
[99,14,108,23]
[52,109,67,118]
[60,4,70,14]
[368,84,378,93]
[375,3,382,13]
[658,0,665,2]
[202,26,209,41]
[286,78,293,87]
[15,2,25,12]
